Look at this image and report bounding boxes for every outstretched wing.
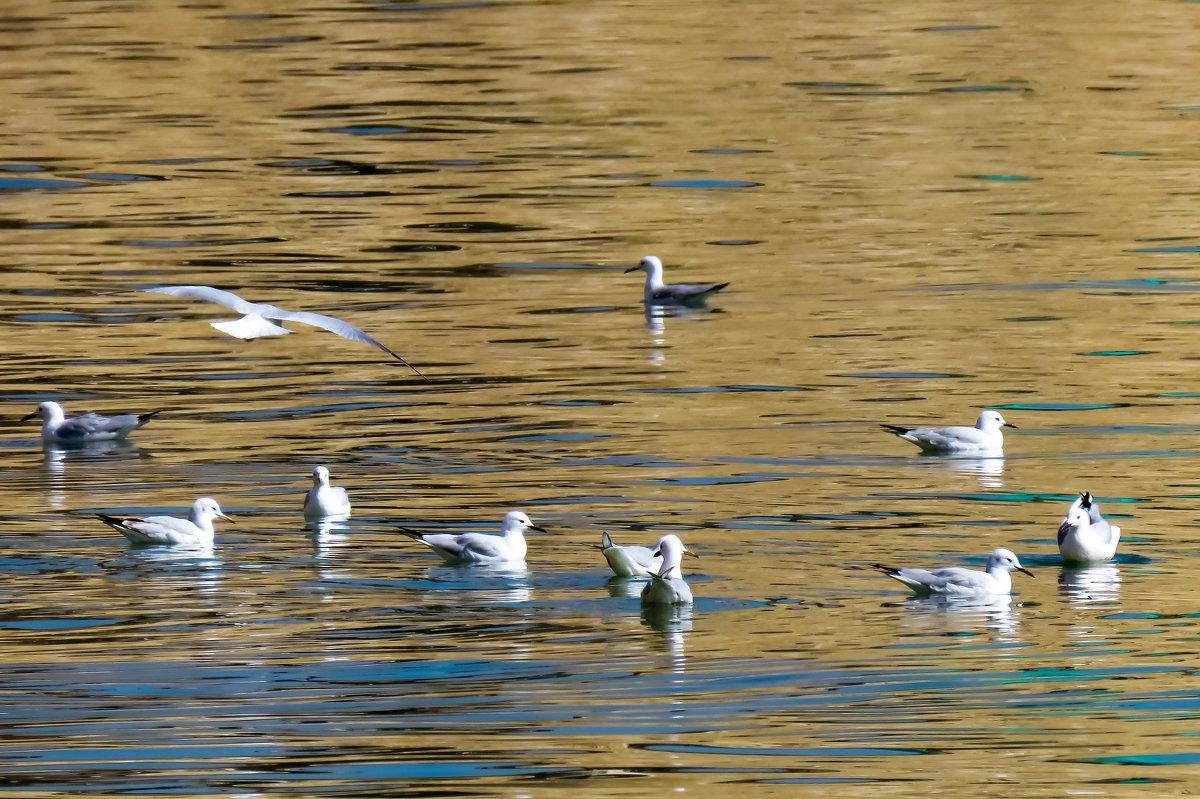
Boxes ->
[146,285,272,316]
[277,309,425,378]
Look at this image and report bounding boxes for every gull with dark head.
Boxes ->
[144,285,424,378]
[401,510,545,565]
[640,534,696,605]
[881,410,1016,455]
[23,400,161,444]
[303,466,351,520]
[97,497,232,547]
[871,547,1033,597]
[625,256,729,305]
[1058,491,1121,564]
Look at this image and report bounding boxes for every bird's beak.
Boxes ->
[684,549,700,559]
[529,524,547,534]
[1017,566,1034,578]
[623,265,639,273]
[20,411,38,422]
[1003,422,1018,429]
[219,513,235,524]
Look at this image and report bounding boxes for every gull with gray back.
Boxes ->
[871,547,1033,597]
[401,510,545,565]
[881,410,1017,455]
[625,256,729,305]
[23,400,161,444]
[97,497,232,547]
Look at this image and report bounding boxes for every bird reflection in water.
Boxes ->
[642,304,722,367]
[420,564,534,607]
[1059,563,1121,606]
[642,603,691,678]
[934,456,1006,489]
[308,518,353,590]
[889,593,1021,643]
[40,442,148,509]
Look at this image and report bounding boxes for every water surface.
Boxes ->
[4,0,1200,795]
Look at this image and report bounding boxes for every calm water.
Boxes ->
[4,0,1200,795]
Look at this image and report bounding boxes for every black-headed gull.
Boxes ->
[23,400,160,444]
[871,547,1033,596]
[144,285,425,378]
[640,534,695,605]
[881,410,1016,454]
[401,510,545,565]
[303,466,351,520]
[625,256,729,305]
[1058,492,1121,564]
[97,497,232,546]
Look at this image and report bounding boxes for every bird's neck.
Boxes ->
[644,267,665,291]
[986,566,1013,592]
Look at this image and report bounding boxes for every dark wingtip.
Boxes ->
[389,352,430,381]
[1057,520,1071,547]
[1078,491,1093,508]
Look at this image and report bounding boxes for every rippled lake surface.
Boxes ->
[6,0,1200,795]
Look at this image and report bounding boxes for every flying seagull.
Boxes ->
[144,285,425,378]
[625,255,729,305]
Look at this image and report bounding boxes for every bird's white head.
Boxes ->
[22,401,64,423]
[503,510,546,535]
[1059,504,1090,535]
[192,497,233,524]
[977,410,1017,432]
[312,466,331,485]
[624,255,663,276]
[987,547,1033,577]
[651,534,695,577]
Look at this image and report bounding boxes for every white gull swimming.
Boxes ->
[401,510,545,565]
[625,255,729,305]
[1058,491,1121,564]
[303,466,351,520]
[871,547,1033,596]
[23,400,160,444]
[97,497,232,547]
[144,285,424,377]
[881,410,1017,454]
[640,534,695,605]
